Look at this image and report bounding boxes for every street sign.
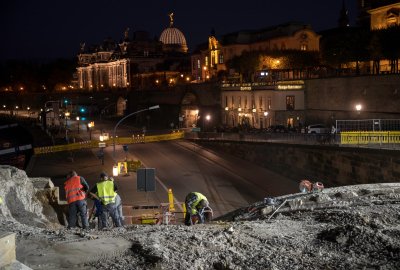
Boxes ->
[98,142,106,148]
[137,168,156,192]
[192,127,201,132]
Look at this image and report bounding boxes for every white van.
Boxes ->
[307,124,330,134]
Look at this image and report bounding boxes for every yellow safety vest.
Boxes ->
[96,180,116,205]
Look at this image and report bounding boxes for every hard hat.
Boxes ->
[313,182,324,192]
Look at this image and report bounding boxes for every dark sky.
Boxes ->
[1,0,358,60]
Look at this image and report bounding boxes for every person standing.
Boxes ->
[90,172,122,228]
[64,170,90,229]
[184,192,210,226]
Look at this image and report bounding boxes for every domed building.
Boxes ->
[159,13,188,53]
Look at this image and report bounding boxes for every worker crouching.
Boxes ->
[184,192,212,226]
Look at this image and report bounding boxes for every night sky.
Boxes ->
[1,0,358,61]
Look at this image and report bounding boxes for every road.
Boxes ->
[27,117,298,221]
[107,139,298,218]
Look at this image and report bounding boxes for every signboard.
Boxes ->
[192,127,201,132]
[137,168,156,192]
[98,142,106,148]
[118,161,128,175]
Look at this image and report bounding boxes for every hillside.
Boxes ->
[0,165,399,270]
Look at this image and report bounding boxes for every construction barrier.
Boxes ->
[126,160,142,172]
[34,131,185,155]
[340,131,400,145]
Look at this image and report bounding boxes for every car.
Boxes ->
[267,125,288,133]
[307,124,330,134]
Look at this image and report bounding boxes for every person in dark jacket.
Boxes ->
[89,172,121,228]
[64,170,90,229]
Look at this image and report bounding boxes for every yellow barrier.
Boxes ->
[340,131,400,144]
[34,131,185,155]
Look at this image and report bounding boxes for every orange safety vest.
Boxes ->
[64,176,86,203]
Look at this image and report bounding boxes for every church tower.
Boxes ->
[338,0,350,27]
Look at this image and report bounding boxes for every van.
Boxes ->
[307,124,330,134]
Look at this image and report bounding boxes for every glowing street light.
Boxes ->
[355,104,362,112]
[76,116,80,133]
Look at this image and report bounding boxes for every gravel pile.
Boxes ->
[0,166,399,270]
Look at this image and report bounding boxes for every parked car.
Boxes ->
[267,125,288,133]
[307,124,330,134]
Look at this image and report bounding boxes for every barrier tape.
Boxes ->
[34,131,184,155]
[340,131,400,144]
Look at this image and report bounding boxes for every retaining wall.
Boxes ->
[195,140,400,187]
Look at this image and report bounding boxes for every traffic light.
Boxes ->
[80,107,86,113]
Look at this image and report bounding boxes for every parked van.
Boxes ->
[307,124,330,134]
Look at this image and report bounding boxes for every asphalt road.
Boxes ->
[109,140,298,218]
[27,117,298,221]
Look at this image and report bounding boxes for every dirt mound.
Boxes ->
[1,165,399,269]
[0,165,50,227]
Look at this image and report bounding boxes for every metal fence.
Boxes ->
[336,119,400,132]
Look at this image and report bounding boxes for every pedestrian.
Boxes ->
[331,125,337,143]
[89,172,122,228]
[64,170,90,229]
[184,192,211,226]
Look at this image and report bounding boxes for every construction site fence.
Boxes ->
[34,131,185,155]
[336,119,400,132]
[340,131,400,144]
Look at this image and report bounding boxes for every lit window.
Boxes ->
[301,44,308,51]
[286,96,295,110]
[197,59,201,69]
[219,54,224,64]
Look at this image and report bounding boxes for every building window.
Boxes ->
[286,96,295,110]
[205,56,209,67]
[225,96,228,108]
[144,51,149,57]
[244,96,248,109]
[268,97,271,110]
[300,44,308,51]
[197,59,201,69]
[219,54,224,64]
[259,96,263,109]
[231,96,234,108]
[239,96,242,108]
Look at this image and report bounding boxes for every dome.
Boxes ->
[159,13,188,53]
[160,27,187,47]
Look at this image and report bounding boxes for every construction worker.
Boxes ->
[64,170,90,229]
[89,172,122,228]
[184,192,210,226]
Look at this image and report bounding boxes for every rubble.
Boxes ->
[0,165,400,270]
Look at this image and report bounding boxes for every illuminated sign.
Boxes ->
[240,86,252,91]
[277,85,303,90]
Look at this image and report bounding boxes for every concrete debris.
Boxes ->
[0,166,400,269]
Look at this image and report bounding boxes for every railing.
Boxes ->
[185,131,400,150]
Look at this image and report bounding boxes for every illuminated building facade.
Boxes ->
[191,22,320,82]
[77,14,189,91]
[221,81,305,129]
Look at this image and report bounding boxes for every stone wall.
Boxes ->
[305,74,400,125]
[196,140,400,187]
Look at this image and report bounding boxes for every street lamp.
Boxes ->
[65,111,70,127]
[88,121,94,140]
[355,104,362,113]
[113,105,160,160]
[205,114,211,131]
[76,116,80,133]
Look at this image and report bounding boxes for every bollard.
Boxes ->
[168,189,175,212]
